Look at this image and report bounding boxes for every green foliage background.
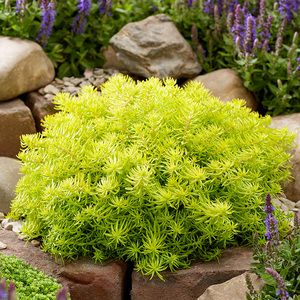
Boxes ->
[8,75,295,279]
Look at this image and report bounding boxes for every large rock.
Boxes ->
[0,229,128,300]
[109,14,202,79]
[100,46,129,73]
[25,92,57,132]
[188,69,258,111]
[270,113,300,202]
[0,36,55,101]
[198,272,264,300]
[0,98,36,158]
[60,257,128,300]
[131,247,254,300]
[0,157,23,214]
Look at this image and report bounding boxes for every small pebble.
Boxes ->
[0,242,7,250]
[3,223,13,231]
[31,240,40,247]
[1,218,14,228]
[18,235,27,241]
[38,87,45,95]
[64,81,75,87]
[44,94,54,101]
[44,84,60,95]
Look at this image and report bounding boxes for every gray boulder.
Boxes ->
[0,157,23,214]
[0,36,55,101]
[109,14,202,79]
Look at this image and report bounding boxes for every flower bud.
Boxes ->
[287,61,293,77]
[293,32,298,46]
[277,79,283,89]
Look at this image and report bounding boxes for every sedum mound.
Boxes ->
[9,75,295,280]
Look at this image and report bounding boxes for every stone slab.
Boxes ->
[131,247,254,300]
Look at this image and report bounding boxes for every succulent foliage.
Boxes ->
[0,253,69,299]
[9,74,295,279]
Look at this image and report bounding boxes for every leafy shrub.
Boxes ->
[246,195,300,299]
[9,74,295,279]
[0,253,69,299]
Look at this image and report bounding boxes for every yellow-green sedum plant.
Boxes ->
[9,75,296,280]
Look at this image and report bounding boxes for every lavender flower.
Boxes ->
[263,193,275,214]
[228,0,238,12]
[279,0,299,22]
[203,0,214,14]
[227,12,234,34]
[72,0,91,34]
[214,5,221,33]
[16,0,27,16]
[262,39,269,52]
[263,194,279,242]
[232,4,244,45]
[242,0,249,16]
[36,0,56,48]
[188,0,194,8]
[265,268,290,300]
[275,17,287,55]
[259,14,272,51]
[296,57,300,72]
[56,285,69,300]
[258,0,266,25]
[244,15,257,54]
[98,0,112,15]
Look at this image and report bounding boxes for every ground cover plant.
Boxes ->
[8,74,296,280]
[0,253,69,299]
[1,0,300,116]
[246,194,300,300]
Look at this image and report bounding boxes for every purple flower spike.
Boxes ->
[258,0,266,25]
[244,15,256,54]
[188,0,194,8]
[279,0,299,22]
[232,4,245,48]
[36,0,56,48]
[296,57,300,72]
[16,0,26,15]
[203,0,214,14]
[227,12,234,34]
[242,0,249,16]
[263,194,279,242]
[263,193,275,214]
[262,39,269,52]
[98,0,112,15]
[72,0,91,34]
[265,268,290,300]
